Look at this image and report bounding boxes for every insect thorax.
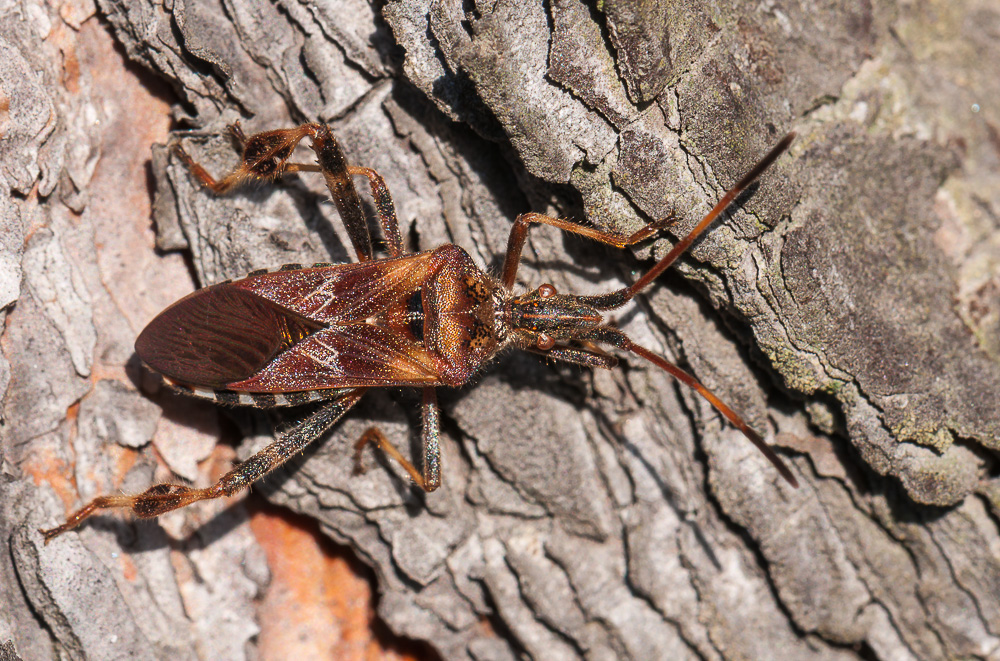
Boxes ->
[422,244,507,386]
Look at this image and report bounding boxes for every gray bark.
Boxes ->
[2,0,999,659]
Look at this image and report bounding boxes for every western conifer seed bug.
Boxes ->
[41,123,797,542]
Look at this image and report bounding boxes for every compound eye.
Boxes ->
[536,333,556,351]
[538,284,557,298]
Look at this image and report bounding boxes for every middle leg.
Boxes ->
[353,387,442,491]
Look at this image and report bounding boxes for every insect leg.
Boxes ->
[352,387,442,492]
[171,124,321,194]
[420,387,442,490]
[502,134,796,300]
[307,125,373,261]
[500,212,679,288]
[226,121,248,147]
[528,344,619,369]
[276,154,406,258]
[173,123,375,262]
[224,123,322,176]
[40,388,366,542]
[579,132,797,310]
[586,326,798,487]
[347,166,404,258]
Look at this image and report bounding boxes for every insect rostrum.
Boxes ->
[41,123,797,542]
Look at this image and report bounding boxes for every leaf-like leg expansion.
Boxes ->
[171,124,320,194]
[40,388,366,542]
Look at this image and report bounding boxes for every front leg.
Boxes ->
[526,343,619,370]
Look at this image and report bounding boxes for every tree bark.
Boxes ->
[2,1,999,660]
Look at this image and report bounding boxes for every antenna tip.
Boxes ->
[777,131,797,150]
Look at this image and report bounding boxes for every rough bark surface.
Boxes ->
[2,1,999,660]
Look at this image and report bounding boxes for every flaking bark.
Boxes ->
[2,1,999,659]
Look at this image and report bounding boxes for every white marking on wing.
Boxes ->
[300,277,343,317]
[299,336,342,372]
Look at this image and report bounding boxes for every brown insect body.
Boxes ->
[135,245,504,391]
[41,122,798,542]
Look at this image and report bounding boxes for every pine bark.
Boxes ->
[2,1,999,659]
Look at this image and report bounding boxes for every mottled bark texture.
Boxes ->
[2,0,999,659]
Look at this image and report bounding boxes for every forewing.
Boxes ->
[225,324,445,391]
[137,252,447,392]
[135,284,324,388]
[235,252,438,323]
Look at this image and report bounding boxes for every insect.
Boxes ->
[41,122,797,541]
